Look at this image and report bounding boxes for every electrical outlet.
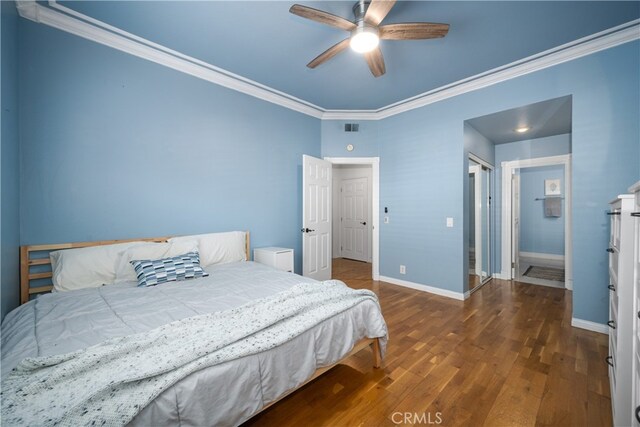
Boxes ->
[400,265,406,274]
[384,216,389,224]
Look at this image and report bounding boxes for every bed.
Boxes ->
[1,231,387,426]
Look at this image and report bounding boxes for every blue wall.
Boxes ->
[519,165,565,255]
[494,134,571,271]
[464,122,495,166]
[322,42,639,325]
[321,120,380,158]
[17,20,320,297]
[1,1,20,320]
[6,8,640,327]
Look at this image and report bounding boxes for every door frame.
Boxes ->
[511,172,521,279]
[325,157,380,280]
[469,164,482,276]
[469,153,494,288]
[501,154,572,290]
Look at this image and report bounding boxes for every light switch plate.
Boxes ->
[384,216,389,224]
[446,217,454,227]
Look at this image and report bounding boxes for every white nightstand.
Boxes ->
[253,247,294,273]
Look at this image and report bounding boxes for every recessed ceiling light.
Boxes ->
[515,126,530,133]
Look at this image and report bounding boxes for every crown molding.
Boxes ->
[323,19,640,120]
[16,1,639,122]
[16,0,325,119]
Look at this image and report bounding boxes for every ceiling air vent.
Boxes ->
[344,123,360,132]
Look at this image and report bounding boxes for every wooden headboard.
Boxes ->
[20,231,251,305]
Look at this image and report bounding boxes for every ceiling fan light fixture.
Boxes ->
[350,26,379,53]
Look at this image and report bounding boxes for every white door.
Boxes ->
[341,177,369,262]
[302,155,332,280]
[511,171,521,278]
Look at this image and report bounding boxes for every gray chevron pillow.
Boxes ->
[131,251,208,287]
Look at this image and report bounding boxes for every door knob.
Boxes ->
[360,222,367,225]
[300,228,315,233]
[606,248,614,253]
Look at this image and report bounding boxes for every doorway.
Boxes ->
[301,156,379,281]
[333,166,371,263]
[468,155,493,293]
[502,154,572,289]
[325,157,380,281]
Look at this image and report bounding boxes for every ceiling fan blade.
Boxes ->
[364,47,386,77]
[379,23,450,40]
[364,0,396,26]
[290,4,356,32]
[307,38,351,69]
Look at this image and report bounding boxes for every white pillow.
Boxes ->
[114,240,199,283]
[169,231,246,267]
[50,241,147,292]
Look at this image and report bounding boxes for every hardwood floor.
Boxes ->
[469,274,481,291]
[244,258,611,427]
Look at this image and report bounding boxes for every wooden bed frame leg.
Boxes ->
[371,338,382,368]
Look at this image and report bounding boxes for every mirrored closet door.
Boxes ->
[469,158,492,292]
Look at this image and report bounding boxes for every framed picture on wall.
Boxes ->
[545,179,561,196]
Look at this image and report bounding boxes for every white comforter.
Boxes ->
[1,262,388,426]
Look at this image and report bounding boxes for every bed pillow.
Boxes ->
[132,252,208,287]
[114,240,198,283]
[50,241,147,292]
[169,231,246,267]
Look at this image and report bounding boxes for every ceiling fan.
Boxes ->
[290,0,449,77]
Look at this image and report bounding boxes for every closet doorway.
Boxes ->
[468,154,493,293]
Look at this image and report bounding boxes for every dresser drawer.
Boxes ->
[609,332,617,373]
[610,205,622,250]
[609,250,619,284]
[610,292,618,318]
[610,290,618,322]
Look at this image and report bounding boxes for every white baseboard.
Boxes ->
[571,318,608,334]
[493,272,507,280]
[379,275,466,301]
[565,279,573,291]
[520,251,565,262]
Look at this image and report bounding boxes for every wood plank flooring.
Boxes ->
[244,258,610,427]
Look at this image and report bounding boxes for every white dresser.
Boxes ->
[628,182,640,427]
[253,247,294,273]
[609,194,636,426]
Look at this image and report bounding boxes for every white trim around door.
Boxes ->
[325,157,380,280]
[501,154,572,290]
[469,164,482,276]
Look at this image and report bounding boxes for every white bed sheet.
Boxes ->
[1,261,387,426]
